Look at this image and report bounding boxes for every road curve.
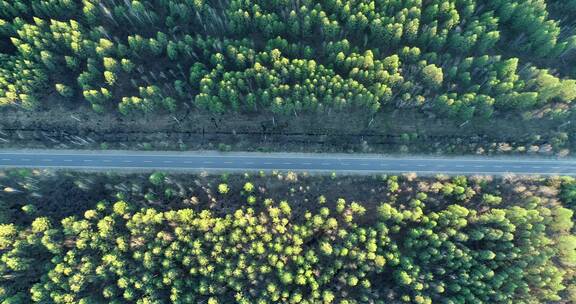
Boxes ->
[0,150,575,175]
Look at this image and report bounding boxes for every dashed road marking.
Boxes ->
[0,154,573,176]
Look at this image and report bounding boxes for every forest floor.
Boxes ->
[0,168,565,225]
[0,105,571,156]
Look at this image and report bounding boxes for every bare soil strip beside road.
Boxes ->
[0,150,574,175]
[2,109,571,156]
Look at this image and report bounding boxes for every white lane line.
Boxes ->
[21,158,31,161]
[360,163,369,166]
[341,163,350,166]
[417,164,426,167]
[283,162,293,165]
[303,162,312,165]
[143,160,153,163]
[532,166,542,169]
[64,159,73,162]
[224,161,233,164]
[1,159,10,161]
[494,165,503,168]
[122,160,133,163]
[512,166,521,169]
[41,159,53,162]
[264,162,273,165]
[455,165,464,168]
[184,161,193,164]
[473,165,485,168]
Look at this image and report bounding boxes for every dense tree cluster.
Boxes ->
[2,169,576,303]
[0,174,575,303]
[560,176,576,212]
[1,0,575,121]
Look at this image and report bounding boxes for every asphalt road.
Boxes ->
[0,150,575,175]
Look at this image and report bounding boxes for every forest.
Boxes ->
[2,1,576,303]
[1,0,576,121]
[0,169,575,303]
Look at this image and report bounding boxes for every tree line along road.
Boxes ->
[0,150,575,175]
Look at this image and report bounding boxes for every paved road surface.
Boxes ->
[0,150,574,175]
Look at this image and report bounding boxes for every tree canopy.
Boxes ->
[0,188,574,303]
[0,0,575,122]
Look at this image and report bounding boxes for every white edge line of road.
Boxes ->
[0,151,575,165]
[0,165,573,176]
